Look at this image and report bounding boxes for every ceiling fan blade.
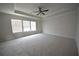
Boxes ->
[42,9,48,12]
[42,13,45,15]
[35,7,48,15]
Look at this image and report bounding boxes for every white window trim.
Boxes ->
[11,19,37,33]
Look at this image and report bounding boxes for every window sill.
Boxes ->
[12,30,37,34]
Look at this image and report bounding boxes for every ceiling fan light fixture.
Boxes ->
[34,7,49,16]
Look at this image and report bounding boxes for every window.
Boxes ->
[11,19,37,33]
[23,20,30,31]
[31,21,36,31]
[11,19,22,33]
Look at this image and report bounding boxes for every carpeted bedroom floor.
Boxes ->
[0,33,78,56]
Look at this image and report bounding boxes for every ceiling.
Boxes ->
[0,3,78,18]
[15,3,78,17]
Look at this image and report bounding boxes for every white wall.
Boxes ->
[0,15,2,39]
[0,12,42,41]
[43,10,77,39]
[76,5,79,55]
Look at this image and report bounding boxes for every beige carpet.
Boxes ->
[0,33,78,56]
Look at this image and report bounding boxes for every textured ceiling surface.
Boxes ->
[0,3,78,17]
[15,3,78,17]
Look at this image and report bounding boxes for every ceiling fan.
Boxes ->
[34,7,49,15]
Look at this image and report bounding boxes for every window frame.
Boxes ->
[11,19,37,33]
[30,21,37,31]
[23,20,31,32]
[11,19,23,33]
